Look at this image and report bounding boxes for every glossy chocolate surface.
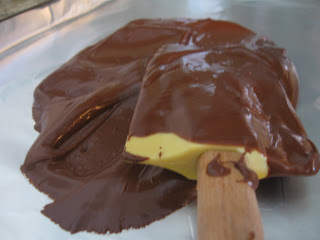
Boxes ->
[21,19,199,234]
[128,21,319,177]
[21,19,319,234]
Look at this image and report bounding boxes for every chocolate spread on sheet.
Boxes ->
[21,19,319,234]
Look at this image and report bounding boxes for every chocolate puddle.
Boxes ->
[21,19,319,234]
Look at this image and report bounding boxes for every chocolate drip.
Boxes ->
[235,155,260,190]
[248,232,255,240]
[206,154,231,177]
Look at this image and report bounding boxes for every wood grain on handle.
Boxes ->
[197,151,264,240]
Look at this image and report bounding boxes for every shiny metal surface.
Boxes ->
[0,0,319,239]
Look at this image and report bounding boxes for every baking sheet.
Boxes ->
[0,0,111,53]
[0,0,320,239]
[0,0,53,21]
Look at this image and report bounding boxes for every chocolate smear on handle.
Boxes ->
[235,155,259,190]
[206,154,231,177]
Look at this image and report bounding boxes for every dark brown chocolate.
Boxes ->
[206,154,231,177]
[206,154,259,189]
[21,19,319,234]
[248,232,255,240]
[235,155,260,190]
[21,19,199,234]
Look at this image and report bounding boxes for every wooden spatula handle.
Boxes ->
[197,151,264,240]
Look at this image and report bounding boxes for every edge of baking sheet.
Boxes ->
[0,0,112,55]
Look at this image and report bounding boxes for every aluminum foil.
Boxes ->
[1,0,320,239]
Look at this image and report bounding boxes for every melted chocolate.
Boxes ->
[235,155,260,190]
[21,19,199,233]
[128,22,319,177]
[21,19,319,234]
[206,154,258,189]
[248,232,255,240]
[206,154,231,177]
